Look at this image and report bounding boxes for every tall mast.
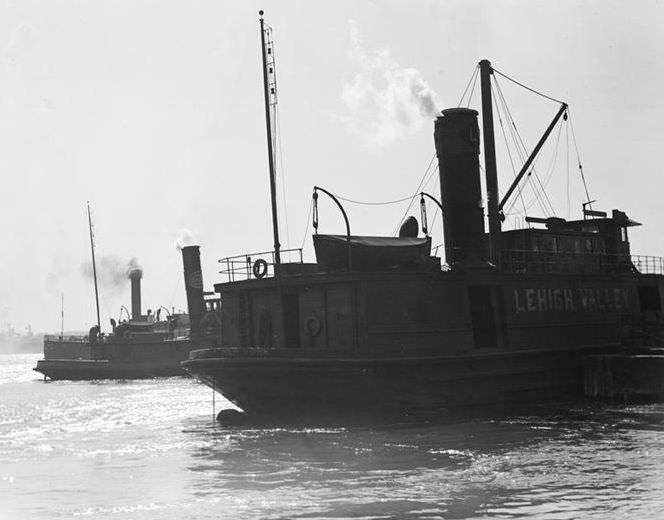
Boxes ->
[259,10,281,273]
[479,59,501,265]
[60,293,64,339]
[87,202,101,336]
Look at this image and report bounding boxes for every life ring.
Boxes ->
[253,259,268,279]
[306,315,321,337]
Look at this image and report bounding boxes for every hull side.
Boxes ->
[35,339,192,380]
[183,344,616,418]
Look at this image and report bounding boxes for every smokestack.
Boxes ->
[181,245,206,337]
[434,108,486,266]
[128,269,142,320]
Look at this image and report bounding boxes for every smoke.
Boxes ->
[175,228,200,250]
[81,255,143,293]
[338,21,440,148]
[126,257,142,278]
[1,24,35,67]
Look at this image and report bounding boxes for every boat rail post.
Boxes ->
[313,186,352,271]
[420,192,445,243]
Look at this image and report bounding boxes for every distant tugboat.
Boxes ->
[34,206,220,380]
[181,13,664,419]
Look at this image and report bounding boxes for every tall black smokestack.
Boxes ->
[128,269,142,320]
[181,245,205,337]
[434,108,486,266]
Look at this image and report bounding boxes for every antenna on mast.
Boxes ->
[259,10,281,275]
[87,201,102,339]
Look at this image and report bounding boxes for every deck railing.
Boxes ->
[218,248,303,282]
[501,250,664,275]
[44,334,88,343]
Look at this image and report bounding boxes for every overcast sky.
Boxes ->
[1,0,663,333]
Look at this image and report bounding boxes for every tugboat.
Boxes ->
[34,205,220,380]
[181,13,664,420]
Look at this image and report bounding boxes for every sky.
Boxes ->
[0,0,663,333]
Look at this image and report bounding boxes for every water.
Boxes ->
[1,353,663,519]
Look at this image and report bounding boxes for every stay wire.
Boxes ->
[566,109,593,207]
[466,71,479,109]
[494,75,559,217]
[540,119,565,192]
[336,194,416,206]
[492,67,565,105]
[392,153,438,235]
[493,77,556,216]
[493,80,539,216]
[457,65,480,107]
[273,106,291,249]
[492,83,528,219]
[299,196,314,251]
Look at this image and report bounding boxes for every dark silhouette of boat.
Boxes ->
[34,209,220,380]
[180,14,664,420]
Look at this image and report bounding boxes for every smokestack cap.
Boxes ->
[440,107,478,118]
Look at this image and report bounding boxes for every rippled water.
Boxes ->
[1,353,663,519]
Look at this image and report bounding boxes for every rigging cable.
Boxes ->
[273,106,291,249]
[539,118,565,194]
[493,79,547,216]
[299,196,314,251]
[336,194,416,206]
[392,153,438,236]
[457,65,480,107]
[493,76,557,216]
[566,109,593,208]
[492,82,529,220]
[466,71,480,109]
[492,67,565,104]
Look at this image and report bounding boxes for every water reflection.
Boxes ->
[183,405,664,519]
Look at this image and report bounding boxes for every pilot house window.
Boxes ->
[621,227,628,242]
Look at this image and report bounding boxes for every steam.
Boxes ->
[81,255,143,292]
[126,257,143,278]
[1,24,35,67]
[338,21,440,147]
[175,228,200,250]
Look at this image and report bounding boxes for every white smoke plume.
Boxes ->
[81,255,142,293]
[175,228,200,251]
[338,21,441,148]
[126,257,142,277]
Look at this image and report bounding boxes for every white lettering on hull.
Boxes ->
[513,287,630,313]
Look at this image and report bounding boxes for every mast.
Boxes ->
[479,59,501,265]
[259,10,281,273]
[60,293,64,339]
[87,202,101,336]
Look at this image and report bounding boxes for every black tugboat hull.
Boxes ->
[34,359,187,380]
[34,338,193,380]
[182,344,617,419]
